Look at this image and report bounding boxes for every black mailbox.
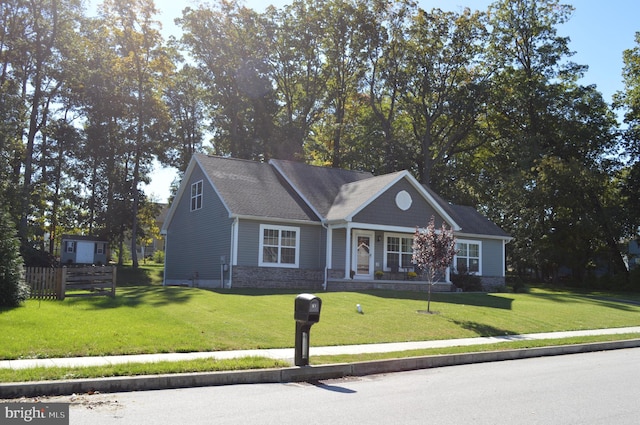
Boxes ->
[294,293,322,366]
[294,293,322,323]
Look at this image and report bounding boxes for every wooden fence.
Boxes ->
[24,266,117,300]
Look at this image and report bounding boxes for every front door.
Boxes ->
[353,231,374,278]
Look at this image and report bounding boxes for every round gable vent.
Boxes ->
[395,190,412,211]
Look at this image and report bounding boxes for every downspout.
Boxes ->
[162,233,168,286]
[228,217,239,288]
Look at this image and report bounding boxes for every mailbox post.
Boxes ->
[294,293,322,366]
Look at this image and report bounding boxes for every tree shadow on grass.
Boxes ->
[527,292,640,312]
[362,290,514,310]
[449,319,518,337]
[64,286,195,310]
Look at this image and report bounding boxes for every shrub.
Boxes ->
[153,250,165,264]
[451,272,483,292]
[0,209,29,307]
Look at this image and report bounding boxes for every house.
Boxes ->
[629,239,640,271]
[161,154,512,291]
[60,235,109,265]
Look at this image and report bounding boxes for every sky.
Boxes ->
[133,0,640,202]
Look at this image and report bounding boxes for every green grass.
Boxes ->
[310,333,640,364]
[0,357,290,383]
[1,333,638,383]
[2,284,640,361]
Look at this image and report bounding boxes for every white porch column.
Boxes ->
[324,224,333,290]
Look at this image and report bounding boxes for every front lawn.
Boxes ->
[2,284,640,361]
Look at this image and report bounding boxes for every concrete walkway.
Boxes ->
[3,326,640,370]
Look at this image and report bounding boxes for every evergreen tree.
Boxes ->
[0,208,29,307]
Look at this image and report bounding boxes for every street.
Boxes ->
[32,348,640,424]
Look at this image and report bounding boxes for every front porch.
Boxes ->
[325,277,454,293]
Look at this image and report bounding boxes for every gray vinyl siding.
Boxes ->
[237,220,324,269]
[353,179,446,228]
[481,239,505,277]
[165,167,232,281]
[331,228,347,269]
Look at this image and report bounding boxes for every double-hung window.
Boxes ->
[385,235,413,270]
[259,224,300,268]
[191,180,203,211]
[455,241,481,274]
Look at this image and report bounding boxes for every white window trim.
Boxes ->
[258,224,300,268]
[454,239,482,275]
[65,241,74,253]
[190,180,203,211]
[383,233,414,271]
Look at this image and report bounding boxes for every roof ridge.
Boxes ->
[270,158,373,177]
[197,153,266,166]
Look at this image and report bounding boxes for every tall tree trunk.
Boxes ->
[130,147,141,268]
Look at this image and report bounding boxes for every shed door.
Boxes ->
[76,241,94,264]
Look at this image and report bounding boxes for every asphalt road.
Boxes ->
[37,347,640,424]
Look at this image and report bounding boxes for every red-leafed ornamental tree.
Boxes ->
[412,217,457,313]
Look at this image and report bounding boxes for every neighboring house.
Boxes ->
[161,154,512,291]
[629,240,640,271]
[60,235,109,265]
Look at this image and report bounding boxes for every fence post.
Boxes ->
[58,267,67,300]
[111,265,117,297]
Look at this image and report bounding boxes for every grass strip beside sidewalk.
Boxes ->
[2,334,639,383]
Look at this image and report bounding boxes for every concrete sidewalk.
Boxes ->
[3,327,640,399]
[3,326,640,370]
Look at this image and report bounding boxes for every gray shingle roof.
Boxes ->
[193,154,509,238]
[448,205,511,238]
[326,171,405,220]
[270,159,374,217]
[195,154,318,222]
[422,184,510,238]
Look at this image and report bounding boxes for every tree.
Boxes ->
[99,0,172,268]
[162,64,207,173]
[320,0,370,168]
[615,31,640,241]
[363,0,416,174]
[412,216,457,313]
[402,7,491,186]
[178,0,275,160]
[0,207,28,307]
[474,0,626,282]
[263,0,328,160]
[1,0,83,248]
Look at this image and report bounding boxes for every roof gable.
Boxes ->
[269,159,373,217]
[162,155,318,231]
[326,171,462,230]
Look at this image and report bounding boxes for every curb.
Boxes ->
[2,339,640,399]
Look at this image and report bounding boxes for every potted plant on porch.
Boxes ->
[375,270,384,280]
